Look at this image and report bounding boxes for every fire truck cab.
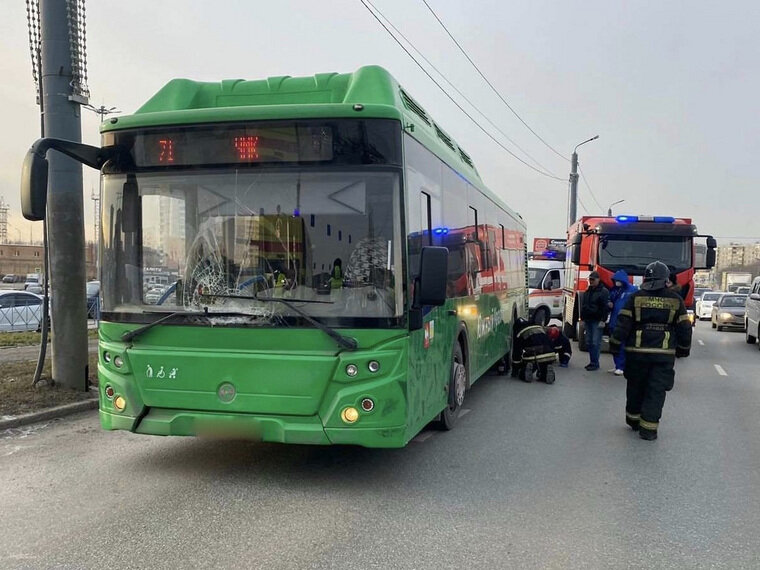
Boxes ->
[562,215,716,350]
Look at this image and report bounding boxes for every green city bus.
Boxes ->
[21,66,527,448]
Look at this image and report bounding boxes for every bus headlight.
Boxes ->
[340,407,359,423]
[346,364,358,377]
[113,395,127,412]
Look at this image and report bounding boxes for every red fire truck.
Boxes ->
[561,215,716,349]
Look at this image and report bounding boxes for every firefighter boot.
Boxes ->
[625,413,640,431]
[639,428,657,441]
[544,365,555,385]
[519,365,532,383]
[639,418,658,440]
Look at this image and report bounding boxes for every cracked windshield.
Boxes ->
[100,169,403,323]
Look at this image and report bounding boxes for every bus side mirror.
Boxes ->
[416,246,448,307]
[20,149,49,221]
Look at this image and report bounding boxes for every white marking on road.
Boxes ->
[458,408,471,418]
[412,431,435,443]
[698,339,705,346]
[715,364,728,376]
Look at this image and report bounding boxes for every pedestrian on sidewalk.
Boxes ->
[607,269,637,376]
[610,261,692,441]
[546,325,572,367]
[580,271,609,371]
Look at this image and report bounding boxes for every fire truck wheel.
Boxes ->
[576,321,588,352]
[533,307,549,326]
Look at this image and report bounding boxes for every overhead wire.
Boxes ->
[362,0,561,178]
[420,0,568,162]
[578,165,604,212]
[359,0,565,182]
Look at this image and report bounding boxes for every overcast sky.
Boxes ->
[1,0,758,244]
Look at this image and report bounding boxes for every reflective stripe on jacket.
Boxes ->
[610,288,692,356]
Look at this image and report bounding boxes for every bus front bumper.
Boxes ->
[99,408,407,448]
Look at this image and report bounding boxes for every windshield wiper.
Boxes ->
[121,309,255,343]
[205,293,357,351]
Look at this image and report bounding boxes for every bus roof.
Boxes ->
[100,65,522,225]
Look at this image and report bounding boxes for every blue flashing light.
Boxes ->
[433,227,449,235]
[616,215,638,223]
[653,216,675,223]
[293,208,300,217]
[543,251,557,258]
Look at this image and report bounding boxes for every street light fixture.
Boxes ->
[607,199,625,217]
[568,135,599,227]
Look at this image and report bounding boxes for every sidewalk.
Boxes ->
[0,338,99,364]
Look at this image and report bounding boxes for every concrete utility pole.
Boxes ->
[40,0,88,391]
[567,135,599,227]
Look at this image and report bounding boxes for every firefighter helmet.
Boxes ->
[641,261,669,291]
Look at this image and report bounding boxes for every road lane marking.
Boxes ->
[714,364,728,376]
[458,408,471,418]
[698,340,705,346]
[412,431,435,443]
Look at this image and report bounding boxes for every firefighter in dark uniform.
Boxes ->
[511,318,557,384]
[610,261,692,441]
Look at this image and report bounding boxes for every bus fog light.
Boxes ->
[104,385,114,400]
[368,360,380,373]
[346,364,358,377]
[341,407,359,423]
[103,351,111,363]
[361,398,375,412]
[113,355,124,368]
[113,395,126,411]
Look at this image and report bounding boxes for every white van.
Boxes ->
[744,277,760,347]
[528,260,564,325]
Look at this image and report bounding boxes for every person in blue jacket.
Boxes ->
[608,269,637,375]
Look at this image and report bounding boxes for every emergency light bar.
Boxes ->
[615,215,675,224]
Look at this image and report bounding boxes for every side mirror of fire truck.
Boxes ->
[568,234,582,265]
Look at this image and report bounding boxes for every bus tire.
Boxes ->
[533,307,549,326]
[437,343,465,431]
[577,321,588,352]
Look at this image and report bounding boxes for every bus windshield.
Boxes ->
[100,168,404,326]
[598,235,692,273]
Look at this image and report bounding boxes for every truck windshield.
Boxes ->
[598,235,692,273]
[99,168,404,327]
[528,268,548,289]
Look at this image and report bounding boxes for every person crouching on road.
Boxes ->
[610,261,692,441]
[607,269,637,376]
[511,318,557,384]
[580,271,609,371]
[546,325,572,367]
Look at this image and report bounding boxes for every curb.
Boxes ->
[0,398,99,430]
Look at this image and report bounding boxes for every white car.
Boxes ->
[0,290,44,332]
[696,291,722,320]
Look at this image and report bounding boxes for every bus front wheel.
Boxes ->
[437,343,465,430]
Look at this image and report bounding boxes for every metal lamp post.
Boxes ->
[568,135,599,227]
[607,199,625,217]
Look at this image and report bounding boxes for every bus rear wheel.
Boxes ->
[437,343,465,430]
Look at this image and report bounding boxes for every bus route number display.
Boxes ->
[131,125,333,166]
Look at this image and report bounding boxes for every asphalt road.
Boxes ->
[2,321,759,569]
